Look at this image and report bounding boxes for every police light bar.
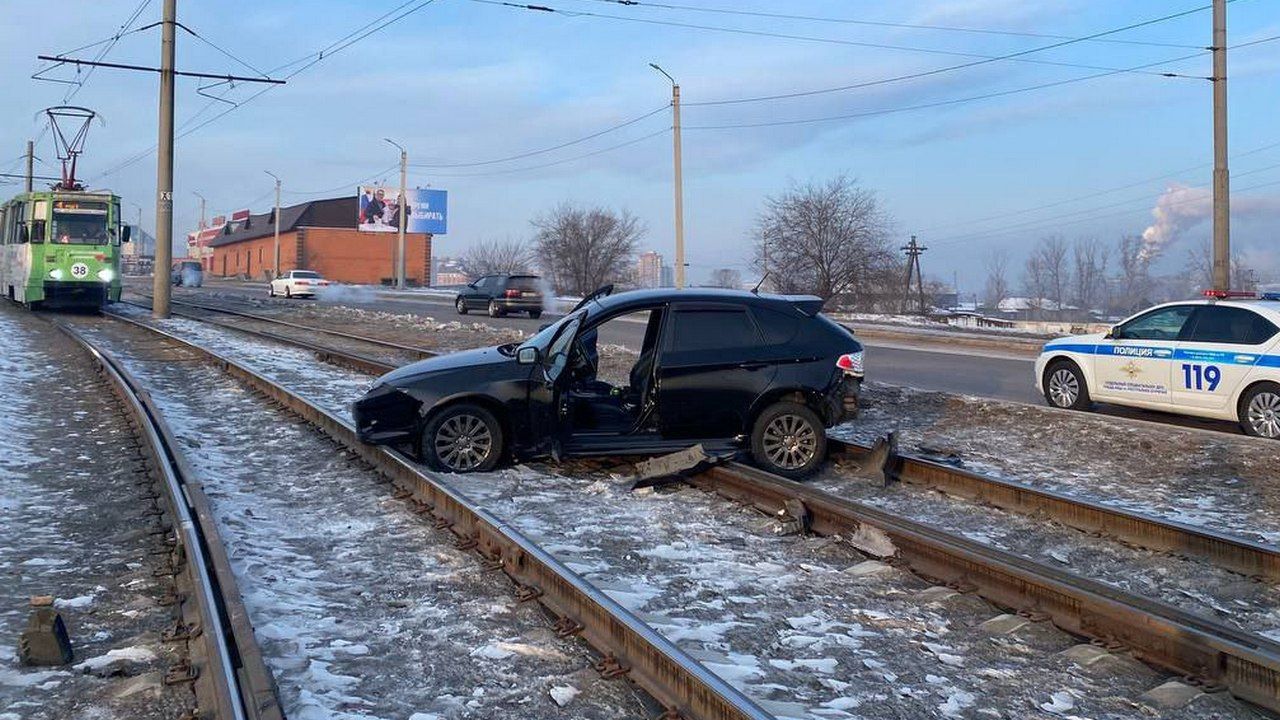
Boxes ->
[1262,292,1280,301]
[1202,289,1257,299]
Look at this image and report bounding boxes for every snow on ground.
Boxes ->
[0,307,190,719]
[811,456,1280,640]
[836,383,1280,545]
[72,318,646,720]
[458,465,1264,719]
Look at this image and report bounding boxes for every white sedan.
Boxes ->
[269,269,330,298]
[1034,292,1280,438]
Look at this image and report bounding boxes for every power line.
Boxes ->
[685,51,1205,130]
[418,127,669,177]
[409,105,668,168]
[570,0,1205,49]
[681,2,1221,107]
[281,164,401,196]
[473,0,1210,82]
[916,140,1280,235]
[175,22,271,79]
[62,0,155,103]
[930,173,1280,248]
[92,0,441,181]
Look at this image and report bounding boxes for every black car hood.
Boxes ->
[378,345,516,386]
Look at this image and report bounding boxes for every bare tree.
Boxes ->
[707,268,742,289]
[459,238,533,278]
[983,249,1010,311]
[1072,237,1109,314]
[1185,240,1258,293]
[1022,252,1049,319]
[1115,234,1152,314]
[532,203,644,296]
[1032,235,1070,313]
[752,176,895,306]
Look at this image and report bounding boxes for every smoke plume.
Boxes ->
[1139,183,1211,262]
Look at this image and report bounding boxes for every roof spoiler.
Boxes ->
[788,295,825,317]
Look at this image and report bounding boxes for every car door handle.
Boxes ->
[738,362,768,371]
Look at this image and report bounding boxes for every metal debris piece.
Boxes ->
[632,445,733,490]
[19,597,73,666]
[774,498,812,536]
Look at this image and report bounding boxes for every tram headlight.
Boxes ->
[49,268,65,280]
[97,268,116,282]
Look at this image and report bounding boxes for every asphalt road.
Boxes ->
[179,282,1045,404]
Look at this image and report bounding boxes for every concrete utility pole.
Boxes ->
[384,138,408,288]
[1211,0,1230,292]
[266,171,281,279]
[151,0,176,319]
[192,191,206,229]
[24,140,34,193]
[651,63,685,289]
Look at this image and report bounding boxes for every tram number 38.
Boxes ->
[1181,363,1221,392]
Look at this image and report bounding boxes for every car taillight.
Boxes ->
[505,289,520,298]
[836,352,864,376]
[297,280,311,285]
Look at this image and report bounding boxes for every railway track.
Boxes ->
[53,320,282,720]
[110,298,1280,714]
[91,307,771,720]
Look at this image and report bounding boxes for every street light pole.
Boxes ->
[265,171,281,279]
[650,63,685,289]
[152,0,176,318]
[384,138,408,289]
[192,191,206,229]
[1211,0,1230,292]
[24,140,34,193]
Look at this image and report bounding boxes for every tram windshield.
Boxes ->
[51,201,110,245]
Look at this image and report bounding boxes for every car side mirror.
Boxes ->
[1104,326,1118,340]
[121,225,131,244]
[517,346,540,365]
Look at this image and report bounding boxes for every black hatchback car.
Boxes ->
[354,287,864,478]
[455,273,544,318]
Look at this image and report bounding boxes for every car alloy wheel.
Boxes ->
[1246,390,1280,439]
[433,412,494,471]
[1047,368,1080,408]
[456,298,468,314]
[761,413,819,471]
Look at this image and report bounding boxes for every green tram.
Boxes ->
[0,189,127,309]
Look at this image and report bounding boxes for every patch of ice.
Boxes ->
[549,685,580,706]
[1040,690,1076,714]
[73,646,157,672]
[938,689,976,717]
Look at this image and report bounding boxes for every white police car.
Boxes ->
[1034,291,1280,438]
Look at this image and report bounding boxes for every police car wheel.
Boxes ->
[1044,360,1090,411]
[1240,382,1280,439]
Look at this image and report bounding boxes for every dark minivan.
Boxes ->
[455,273,545,318]
[355,287,864,478]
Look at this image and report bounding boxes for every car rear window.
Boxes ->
[293,271,321,279]
[1186,306,1279,345]
[751,306,801,345]
[508,276,541,292]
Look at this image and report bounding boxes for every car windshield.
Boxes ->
[51,211,109,245]
[519,311,582,353]
[293,271,321,279]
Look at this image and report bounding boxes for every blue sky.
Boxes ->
[3,0,1277,290]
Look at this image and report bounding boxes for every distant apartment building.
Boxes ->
[660,264,675,288]
[637,251,663,288]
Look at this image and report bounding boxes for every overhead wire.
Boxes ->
[409,105,669,168]
[472,0,1210,82]
[92,0,441,181]
[62,0,155,103]
[679,2,1222,107]
[568,0,1205,50]
[419,127,670,177]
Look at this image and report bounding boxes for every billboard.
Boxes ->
[358,186,447,235]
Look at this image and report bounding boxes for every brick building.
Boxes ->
[208,197,432,285]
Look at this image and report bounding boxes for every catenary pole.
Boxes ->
[152,0,176,318]
[651,64,685,289]
[1211,0,1230,292]
[385,138,408,288]
[24,140,34,193]
[266,171,281,278]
